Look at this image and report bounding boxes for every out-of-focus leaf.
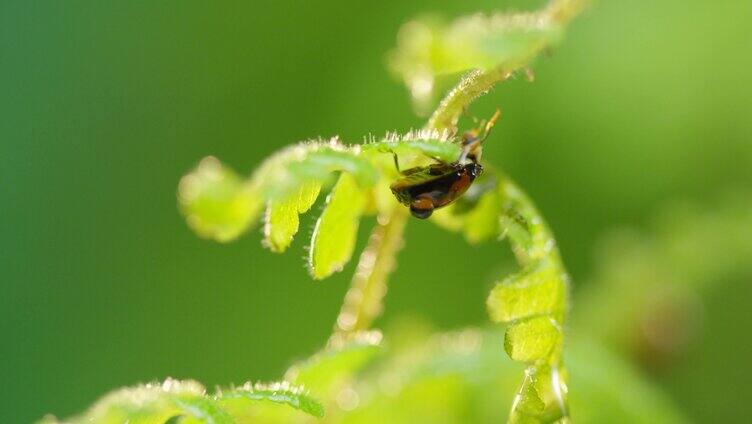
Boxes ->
[47,328,688,424]
[334,327,686,424]
[389,0,587,113]
[45,379,326,424]
[389,13,561,79]
[49,379,209,424]
[178,157,258,243]
[308,173,367,280]
[286,331,383,398]
[341,374,468,424]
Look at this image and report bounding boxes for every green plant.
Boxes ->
[42,1,591,423]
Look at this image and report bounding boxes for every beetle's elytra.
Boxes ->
[390,162,482,219]
[390,110,500,219]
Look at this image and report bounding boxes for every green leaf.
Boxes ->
[486,260,567,324]
[263,181,321,252]
[505,317,562,364]
[219,382,325,418]
[178,157,258,243]
[309,172,367,279]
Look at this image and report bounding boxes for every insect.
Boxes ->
[390,109,501,219]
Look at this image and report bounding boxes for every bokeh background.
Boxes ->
[2,0,751,422]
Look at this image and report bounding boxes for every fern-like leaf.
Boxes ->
[178,136,457,276]
[433,172,571,423]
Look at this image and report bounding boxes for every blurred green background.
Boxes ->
[2,0,751,422]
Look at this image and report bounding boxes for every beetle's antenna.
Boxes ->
[481,109,501,142]
[458,109,501,163]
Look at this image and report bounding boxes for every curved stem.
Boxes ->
[425,69,512,132]
[329,207,409,345]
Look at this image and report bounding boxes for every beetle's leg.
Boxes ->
[458,146,470,163]
[391,152,403,173]
[377,147,403,174]
[459,109,501,163]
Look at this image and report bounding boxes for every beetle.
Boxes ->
[390,109,501,219]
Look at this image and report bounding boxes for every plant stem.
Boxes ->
[329,207,409,345]
[425,69,512,132]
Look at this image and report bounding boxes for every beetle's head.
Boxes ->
[458,109,501,164]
